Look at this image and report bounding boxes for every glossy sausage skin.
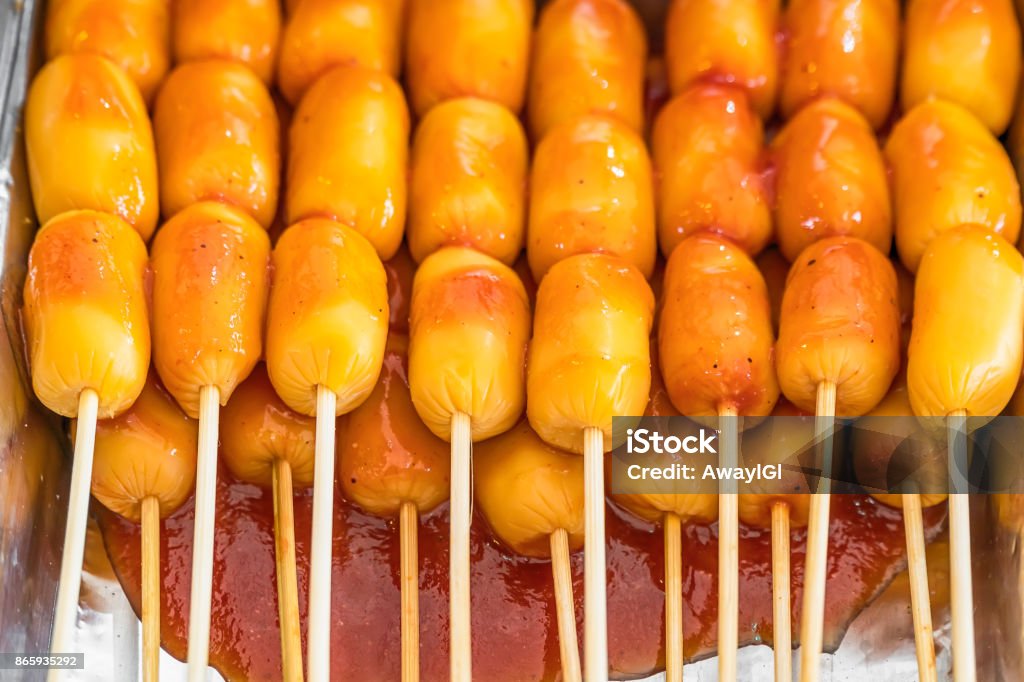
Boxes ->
[474,420,584,557]
[406,0,533,116]
[652,84,771,258]
[337,335,450,517]
[266,218,389,417]
[24,210,150,419]
[527,253,654,453]
[173,0,281,85]
[528,0,647,140]
[779,0,899,129]
[902,0,1021,134]
[286,66,409,260]
[26,54,159,241]
[221,364,316,489]
[153,61,280,228]
[277,0,403,105]
[908,225,1024,419]
[885,100,1021,272]
[658,234,780,419]
[89,375,198,521]
[776,236,900,416]
[408,247,530,441]
[45,0,170,105]
[150,202,270,418]
[528,114,656,282]
[771,98,892,262]
[408,98,528,265]
[665,0,780,119]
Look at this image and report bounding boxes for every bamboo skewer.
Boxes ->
[582,425,607,682]
[771,501,792,682]
[450,411,473,682]
[946,410,976,682]
[664,512,683,682]
[307,385,338,681]
[272,458,303,681]
[719,407,739,682]
[550,527,582,682]
[901,492,936,682]
[141,496,161,682]
[400,501,420,682]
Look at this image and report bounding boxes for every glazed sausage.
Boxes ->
[651,84,771,258]
[408,98,528,265]
[885,100,1021,272]
[771,98,891,262]
[405,0,533,116]
[408,246,530,441]
[153,61,280,228]
[23,210,150,418]
[528,114,656,282]
[265,218,389,417]
[776,236,900,416]
[173,0,281,85]
[25,54,158,241]
[384,245,416,334]
[286,66,409,260]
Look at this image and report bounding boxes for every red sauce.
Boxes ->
[97,468,946,681]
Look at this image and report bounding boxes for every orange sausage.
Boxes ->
[408,247,530,441]
[408,98,528,265]
[89,375,198,521]
[658,233,780,420]
[384,245,416,334]
[172,0,281,85]
[474,420,584,557]
[665,0,780,119]
[527,253,654,453]
[24,210,150,418]
[528,0,647,140]
[286,66,409,260]
[150,202,270,417]
[221,364,316,490]
[885,100,1021,273]
[771,97,891,262]
[528,114,656,282]
[902,0,1021,134]
[405,0,533,116]
[337,335,450,516]
[652,84,771,258]
[776,236,900,416]
[779,0,899,129]
[153,61,280,228]
[25,54,158,241]
[266,218,389,417]
[45,0,170,105]
[277,0,403,105]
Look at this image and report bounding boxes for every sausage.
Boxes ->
[221,364,316,490]
[172,0,281,85]
[408,246,530,441]
[384,245,416,334]
[474,420,584,557]
[908,225,1024,419]
[25,54,158,241]
[286,66,409,260]
[771,98,892,262]
[45,0,170,105]
[665,0,780,119]
[150,202,270,417]
[528,0,647,140]
[23,210,150,418]
[527,253,654,453]
[408,98,528,266]
[902,0,1021,134]
[885,99,1021,272]
[88,374,198,521]
[658,234,780,421]
[266,218,389,417]
[528,114,656,282]
[776,236,900,416]
[779,0,899,129]
[755,247,789,334]
[277,0,402,105]
[405,0,533,116]
[153,61,280,229]
[652,84,772,258]
[337,335,450,516]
